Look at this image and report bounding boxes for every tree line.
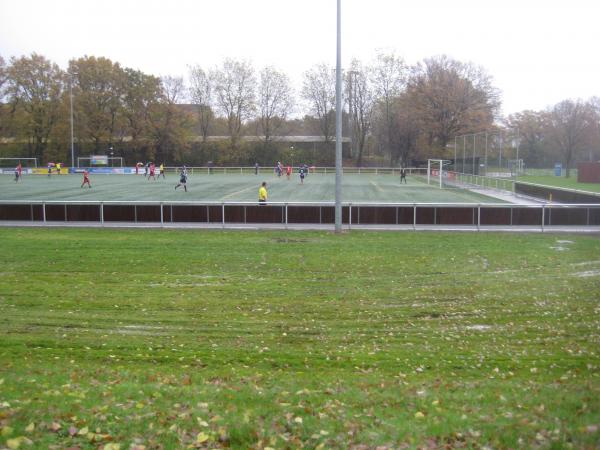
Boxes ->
[0,52,598,174]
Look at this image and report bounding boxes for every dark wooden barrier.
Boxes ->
[0,204,34,221]
[66,204,101,222]
[243,205,284,224]
[516,182,600,204]
[577,162,600,183]
[1,202,599,229]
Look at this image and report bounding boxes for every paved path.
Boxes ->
[1,220,598,234]
[467,187,546,205]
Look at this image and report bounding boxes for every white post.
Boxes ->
[454,136,457,171]
[463,135,466,174]
[484,132,488,177]
[427,159,431,185]
[472,134,476,175]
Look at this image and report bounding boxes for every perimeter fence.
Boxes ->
[1,201,599,231]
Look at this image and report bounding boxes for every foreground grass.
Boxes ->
[0,228,599,449]
[518,175,600,194]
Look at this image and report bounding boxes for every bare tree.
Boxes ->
[257,66,293,141]
[588,97,600,162]
[189,65,214,142]
[370,51,407,158]
[346,60,374,166]
[0,55,7,93]
[301,63,336,143]
[546,99,594,177]
[408,55,500,153]
[213,58,256,146]
[0,55,9,137]
[505,110,548,167]
[161,76,185,104]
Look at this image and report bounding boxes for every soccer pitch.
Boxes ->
[0,172,504,203]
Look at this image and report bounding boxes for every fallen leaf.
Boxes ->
[6,437,22,449]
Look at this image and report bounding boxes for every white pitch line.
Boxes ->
[370,181,384,192]
[221,185,256,200]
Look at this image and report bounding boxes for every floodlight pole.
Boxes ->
[70,77,75,169]
[472,134,476,175]
[515,127,520,178]
[334,0,343,233]
[484,132,488,176]
[454,136,457,171]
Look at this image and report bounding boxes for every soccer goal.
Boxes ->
[426,159,453,189]
[77,156,124,167]
[0,157,38,168]
[508,159,524,176]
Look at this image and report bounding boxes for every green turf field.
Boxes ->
[0,228,598,449]
[0,173,504,203]
[518,175,600,193]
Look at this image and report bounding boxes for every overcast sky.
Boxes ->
[1,0,598,116]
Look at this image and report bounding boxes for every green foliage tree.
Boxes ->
[69,56,126,153]
[148,76,193,164]
[6,53,64,161]
[122,68,162,162]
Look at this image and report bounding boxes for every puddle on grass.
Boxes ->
[271,237,314,244]
[465,325,492,331]
[115,325,168,336]
[551,240,575,252]
[571,260,600,267]
[573,270,600,278]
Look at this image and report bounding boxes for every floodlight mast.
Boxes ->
[70,75,74,169]
[334,0,343,233]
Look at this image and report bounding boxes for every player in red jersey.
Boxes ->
[14,162,22,182]
[148,162,156,181]
[286,165,292,180]
[81,170,91,188]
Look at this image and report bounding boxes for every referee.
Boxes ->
[258,181,268,205]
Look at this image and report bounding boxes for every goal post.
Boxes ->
[0,157,38,168]
[427,159,445,189]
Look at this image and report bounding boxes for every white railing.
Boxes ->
[444,171,516,193]
[1,200,599,232]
